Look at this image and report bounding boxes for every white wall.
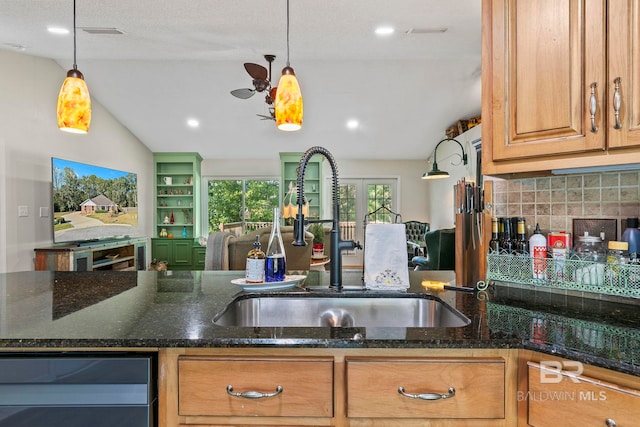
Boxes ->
[426,125,481,230]
[0,50,153,273]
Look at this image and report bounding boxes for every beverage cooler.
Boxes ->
[0,353,156,427]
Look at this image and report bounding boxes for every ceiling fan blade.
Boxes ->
[256,114,275,121]
[244,63,268,81]
[230,88,256,99]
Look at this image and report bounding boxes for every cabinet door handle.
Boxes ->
[606,419,617,427]
[613,77,623,130]
[226,384,283,399]
[590,82,599,133]
[398,386,455,400]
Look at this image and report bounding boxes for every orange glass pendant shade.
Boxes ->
[275,66,303,131]
[57,69,91,133]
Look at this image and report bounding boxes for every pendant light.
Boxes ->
[57,0,91,133]
[275,0,303,131]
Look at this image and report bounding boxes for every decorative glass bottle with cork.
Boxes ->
[245,236,265,284]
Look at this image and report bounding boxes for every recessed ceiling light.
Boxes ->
[187,118,200,128]
[346,119,359,130]
[374,26,395,36]
[47,26,70,35]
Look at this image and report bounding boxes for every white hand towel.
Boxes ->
[364,223,410,290]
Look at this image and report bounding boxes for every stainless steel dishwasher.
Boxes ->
[0,353,156,427]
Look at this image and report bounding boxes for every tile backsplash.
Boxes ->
[491,171,640,239]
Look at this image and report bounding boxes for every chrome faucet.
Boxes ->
[292,146,361,291]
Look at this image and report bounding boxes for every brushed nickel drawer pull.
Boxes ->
[590,82,599,133]
[613,77,622,130]
[226,384,283,399]
[606,419,617,427]
[398,386,455,400]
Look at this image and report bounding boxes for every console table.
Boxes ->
[35,238,147,271]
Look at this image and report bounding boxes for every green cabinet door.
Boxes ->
[193,247,206,270]
[152,238,203,270]
[152,239,172,263]
[172,239,193,267]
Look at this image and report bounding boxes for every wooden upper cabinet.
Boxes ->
[607,0,640,149]
[487,0,606,161]
[483,0,640,175]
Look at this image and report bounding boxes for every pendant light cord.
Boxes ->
[72,0,77,70]
[285,0,290,67]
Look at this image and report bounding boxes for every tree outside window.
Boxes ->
[206,179,280,235]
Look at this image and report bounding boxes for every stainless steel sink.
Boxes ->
[213,294,470,328]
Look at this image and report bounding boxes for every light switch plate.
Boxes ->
[18,205,28,217]
[39,207,49,218]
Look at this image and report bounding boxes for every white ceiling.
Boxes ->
[1,0,482,160]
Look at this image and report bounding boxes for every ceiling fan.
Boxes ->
[231,54,277,121]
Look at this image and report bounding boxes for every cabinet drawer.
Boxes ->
[346,358,505,419]
[528,362,640,426]
[178,357,333,418]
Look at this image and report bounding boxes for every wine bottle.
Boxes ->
[245,235,265,283]
[500,217,514,254]
[516,217,527,255]
[265,207,286,282]
[489,217,500,253]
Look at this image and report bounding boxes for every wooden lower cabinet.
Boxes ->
[178,357,333,417]
[159,347,518,426]
[346,358,505,419]
[518,350,640,427]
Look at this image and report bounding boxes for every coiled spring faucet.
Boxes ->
[292,146,362,290]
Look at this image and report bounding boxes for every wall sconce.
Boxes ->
[421,138,468,180]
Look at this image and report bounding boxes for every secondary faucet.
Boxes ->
[292,146,361,291]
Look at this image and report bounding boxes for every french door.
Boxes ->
[338,178,398,268]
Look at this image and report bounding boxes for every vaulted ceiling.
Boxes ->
[1,0,481,159]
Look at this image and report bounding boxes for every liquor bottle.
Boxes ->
[516,217,528,255]
[170,211,175,224]
[500,217,514,254]
[489,217,500,253]
[245,235,265,283]
[265,207,286,282]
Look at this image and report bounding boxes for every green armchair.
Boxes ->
[411,228,456,271]
[404,221,429,264]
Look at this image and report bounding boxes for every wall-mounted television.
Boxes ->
[52,157,141,244]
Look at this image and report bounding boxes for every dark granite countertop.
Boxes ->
[0,270,637,376]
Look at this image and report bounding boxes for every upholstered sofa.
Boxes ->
[227,226,315,271]
[206,225,333,271]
